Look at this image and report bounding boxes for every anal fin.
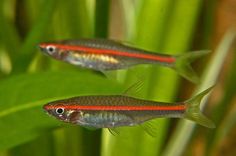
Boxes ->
[139,120,159,137]
[106,120,159,138]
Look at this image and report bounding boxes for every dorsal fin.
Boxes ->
[122,78,144,96]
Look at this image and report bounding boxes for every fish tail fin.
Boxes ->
[174,50,210,83]
[183,86,215,128]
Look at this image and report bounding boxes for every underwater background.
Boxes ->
[0,0,236,156]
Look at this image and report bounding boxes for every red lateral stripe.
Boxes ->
[45,105,186,111]
[43,43,175,63]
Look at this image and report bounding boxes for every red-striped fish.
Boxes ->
[38,39,209,83]
[43,87,215,129]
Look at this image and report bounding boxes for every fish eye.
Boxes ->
[46,45,56,54]
[55,107,64,115]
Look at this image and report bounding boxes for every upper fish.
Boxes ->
[39,38,210,83]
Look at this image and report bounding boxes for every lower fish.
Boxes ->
[43,87,215,131]
[38,39,209,83]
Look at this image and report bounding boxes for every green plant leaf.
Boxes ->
[0,71,122,150]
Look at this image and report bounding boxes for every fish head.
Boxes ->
[38,43,68,60]
[43,102,74,123]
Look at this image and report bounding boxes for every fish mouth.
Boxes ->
[43,104,48,110]
[43,103,53,114]
[38,45,43,50]
[38,47,46,53]
[38,44,50,56]
[42,104,49,114]
[38,43,44,50]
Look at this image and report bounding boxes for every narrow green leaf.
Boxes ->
[95,0,110,38]
[206,41,236,155]
[52,127,84,156]
[12,0,57,73]
[0,0,21,62]
[50,0,93,39]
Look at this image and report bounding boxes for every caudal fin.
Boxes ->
[184,86,215,128]
[174,50,210,83]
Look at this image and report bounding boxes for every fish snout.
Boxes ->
[38,45,44,51]
[43,104,48,111]
[38,44,48,54]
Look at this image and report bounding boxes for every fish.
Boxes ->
[38,39,210,83]
[43,86,216,132]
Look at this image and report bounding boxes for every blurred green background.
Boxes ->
[0,0,235,156]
